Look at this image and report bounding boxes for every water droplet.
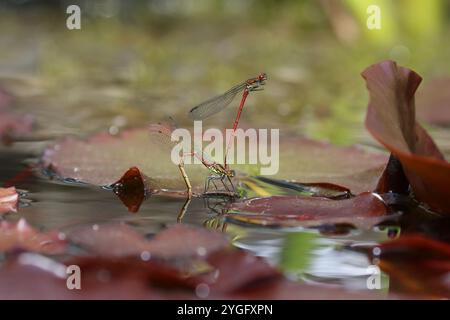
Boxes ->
[372,247,381,256]
[197,247,207,256]
[92,224,99,231]
[195,283,210,298]
[140,251,151,261]
[109,126,119,135]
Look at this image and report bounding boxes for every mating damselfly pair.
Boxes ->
[151,73,267,199]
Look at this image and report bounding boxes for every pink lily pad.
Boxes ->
[42,127,207,192]
[268,136,388,194]
[42,123,388,196]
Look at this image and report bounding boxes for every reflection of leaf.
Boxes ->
[0,219,66,254]
[372,235,450,298]
[228,192,387,229]
[0,187,18,215]
[280,231,318,276]
[362,60,450,214]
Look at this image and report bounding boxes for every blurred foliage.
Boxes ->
[0,0,449,144]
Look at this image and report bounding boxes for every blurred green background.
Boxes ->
[1,0,449,145]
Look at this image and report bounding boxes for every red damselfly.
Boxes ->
[188,73,267,168]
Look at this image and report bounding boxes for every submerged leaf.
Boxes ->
[362,60,450,214]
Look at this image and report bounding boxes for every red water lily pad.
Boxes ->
[228,192,388,228]
[42,127,208,193]
[0,219,66,254]
[42,124,388,197]
[0,187,18,215]
[362,60,450,214]
[269,137,388,194]
[68,223,228,259]
[370,234,450,298]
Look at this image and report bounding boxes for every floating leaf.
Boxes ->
[362,60,450,214]
[272,137,388,194]
[227,192,388,229]
[42,127,207,192]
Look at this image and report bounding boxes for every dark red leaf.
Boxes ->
[362,60,450,214]
[375,154,409,194]
[228,192,387,228]
[112,167,148,212]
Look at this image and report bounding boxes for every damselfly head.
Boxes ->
[247,73,267,92]
[258,73,267,82]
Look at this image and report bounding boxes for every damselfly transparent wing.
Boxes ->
[148,123,217,167]
[188,82,247,120]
